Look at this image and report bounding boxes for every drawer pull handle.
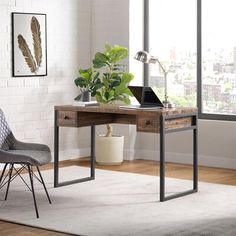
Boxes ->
[145,120,151,125]
[64,115,70,120]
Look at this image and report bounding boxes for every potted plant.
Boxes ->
[92,44,134,164]
[74,67,102,102]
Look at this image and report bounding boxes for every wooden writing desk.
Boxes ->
[54,105,198,201]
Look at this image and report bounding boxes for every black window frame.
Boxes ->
[144,0,236,121]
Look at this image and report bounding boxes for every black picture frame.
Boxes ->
[12,12,47,77]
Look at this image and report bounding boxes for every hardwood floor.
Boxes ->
[0,159,236,235]
[0,220,69,236]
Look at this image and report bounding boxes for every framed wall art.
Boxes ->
[12,12,47,77]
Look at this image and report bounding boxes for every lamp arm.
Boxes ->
[164,71,168,104]
[152,56,168,104]
[153,56,166,74]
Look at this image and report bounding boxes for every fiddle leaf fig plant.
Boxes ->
[92,44,134,137]
[92,44,134,104]
[74,43,134,136]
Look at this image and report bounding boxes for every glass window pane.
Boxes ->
[202,0,236,115]
[149,0,197,107]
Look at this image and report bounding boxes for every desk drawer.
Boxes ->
[57,111,77,127]
[137,116,159,133]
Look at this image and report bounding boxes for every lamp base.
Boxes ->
[163,101,174,108]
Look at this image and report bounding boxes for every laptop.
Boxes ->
[122,86,164,108]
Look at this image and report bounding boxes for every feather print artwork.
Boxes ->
[31,16,42,67]
[17,34,37,73]
[17,16,43,74]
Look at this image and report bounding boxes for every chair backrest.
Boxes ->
[0,109,16,150]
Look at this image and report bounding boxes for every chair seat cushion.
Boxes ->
[6,150,51,166]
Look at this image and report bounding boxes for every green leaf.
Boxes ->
[121,72,134,84]
[79,68,92,81]
[93,52,110,68]
[105,44,129,63]
[74,94,82,101]
[111,80,121,88]
[94,71,100,80]
[90,83,103,96]
[74,77,88,88]
[109,73,121,88]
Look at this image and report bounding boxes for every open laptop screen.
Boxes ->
[128,86,164,107]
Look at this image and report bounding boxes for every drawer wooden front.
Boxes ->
[57,111,77,127]
[165,117,192,130]
[137,116,159,133]
[77,112,114,127]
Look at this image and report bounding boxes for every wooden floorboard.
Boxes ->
[0,159,236,235]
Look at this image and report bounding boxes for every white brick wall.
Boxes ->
[0,0,92,160]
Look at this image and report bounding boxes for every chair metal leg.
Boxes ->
[0,163,8,184]
[1,163,50,218]
[28,165,39,218]
[5,164,13,200]
[36,166,51,204]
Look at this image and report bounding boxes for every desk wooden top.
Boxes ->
[55,105,197,132]
[55,104,197,116]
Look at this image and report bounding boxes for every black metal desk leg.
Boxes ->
[54,110,59,188]
[193,115,198,191]
[159,112,198,201]
[160,115,165,202]
[54,112,95,187]
[90,125,95,178]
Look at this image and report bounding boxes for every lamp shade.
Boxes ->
[134,51,159,64]
[134,51,151,63]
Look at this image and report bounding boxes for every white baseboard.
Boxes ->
[123,149,136,161]
[57,148,236,169]
[1,148,235,170]
[52,148,91,161]
[132,148,236,169]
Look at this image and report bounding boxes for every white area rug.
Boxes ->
[0,166,236,236]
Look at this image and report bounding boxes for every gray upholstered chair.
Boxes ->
[0,109,51,218]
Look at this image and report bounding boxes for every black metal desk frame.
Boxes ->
[54,109,198,202]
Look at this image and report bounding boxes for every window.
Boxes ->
[145,0,236,120]
[146,0,197,107]
[201,0,236,118]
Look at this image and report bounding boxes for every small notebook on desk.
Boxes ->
[120,86,164,109]
[73,101,99,107]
